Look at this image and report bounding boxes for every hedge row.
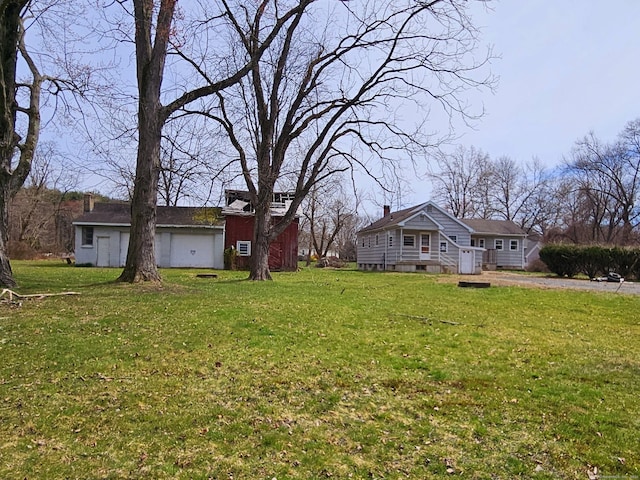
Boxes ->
[539,244,640,280]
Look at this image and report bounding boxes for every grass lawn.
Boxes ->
[1,261,639,479]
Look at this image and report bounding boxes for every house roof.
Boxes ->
[358,204,423,233]
[460,218,526,236]
[358,202,528,238]
[73,203,224,228]
[358,201,472,234]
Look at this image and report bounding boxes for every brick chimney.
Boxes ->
[383,205,391,217]
[83,193,94,212]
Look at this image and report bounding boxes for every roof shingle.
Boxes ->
[73,203,224,227]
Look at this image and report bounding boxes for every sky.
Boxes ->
[34,1,640,213]
[451,0,640,168]
[362,1,640,213]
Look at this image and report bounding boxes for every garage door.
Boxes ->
[169,233,215,268]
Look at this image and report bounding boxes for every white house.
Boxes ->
[73,196,225,269]
[357,202,528,274]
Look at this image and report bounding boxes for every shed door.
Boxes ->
[420,233,431,260]
[96,237,110,267]
[460,249,474,274]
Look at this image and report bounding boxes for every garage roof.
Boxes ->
[73,203,224,228]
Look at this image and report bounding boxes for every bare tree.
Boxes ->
[428,145,491,218]
[200,0,493,280]
[302,177,357,260]
[114,0,312,283]
[0,1,52,286]
[520,171,566,236]
[0,0,95,286]
[568,125,640,245]
[334,209,365,262]
[158,116,235,207]
[1,0,31,286]
[9,142,80,253]
[489,156,548,231]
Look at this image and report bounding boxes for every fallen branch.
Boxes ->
[1,289,80,302]
[393,313,483,327]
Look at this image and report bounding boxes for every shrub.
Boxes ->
[539,244,581,277]
[223,247,238,270]
[609,247,639,278]
[577,245,610,279]
[540,243,640,280]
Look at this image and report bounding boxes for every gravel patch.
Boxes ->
[478,271,640,295]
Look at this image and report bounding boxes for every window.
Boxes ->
[495,239,504,251]
[361,237,365,247]
[510,239,519,251]
[388,234,393,247]
[439,242,448,253]
[236,240,251,256]
[375,234,379,246]
[368,236,371,248]
[82,227,94,246]
[448,235,457,243]
[478,238,485,248]
[403,235,415,247]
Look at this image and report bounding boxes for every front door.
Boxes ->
[420,233,431,260]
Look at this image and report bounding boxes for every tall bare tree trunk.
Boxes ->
[0,188,15,287]
[0,1,22,287]
[249,202,273,281]
[117,0,175,283]
[117,104,162,282]
[0,0,40,287]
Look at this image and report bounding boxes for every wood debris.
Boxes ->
[1,289,80,303]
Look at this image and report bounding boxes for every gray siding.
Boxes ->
[482,235,525,269]
[356,232,387,268]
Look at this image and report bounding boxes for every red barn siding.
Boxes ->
[225,215,298,271]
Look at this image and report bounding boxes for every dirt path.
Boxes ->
[441,271,640,295]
